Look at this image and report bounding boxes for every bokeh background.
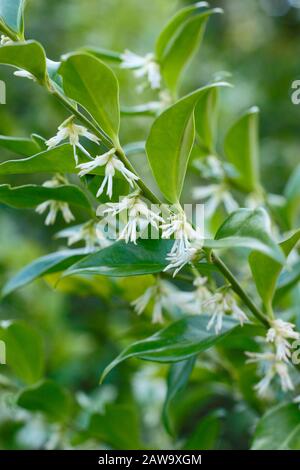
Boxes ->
[0,0,300,449]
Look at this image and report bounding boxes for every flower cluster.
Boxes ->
[56,220,110,252]
[246,319,300,397]
[121,50,161,91]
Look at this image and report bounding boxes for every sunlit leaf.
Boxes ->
[0,41,47,84]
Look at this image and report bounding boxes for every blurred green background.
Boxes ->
[0,0,300,449]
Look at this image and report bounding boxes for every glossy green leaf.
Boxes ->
[82,47,122,64]
[155,2,209,59]
[0,321,44,384]
[252,403,300,450]
[195,86,219,154]
[158,9,222,95]
[64,239,173,278]
[224,107,260,193]
[0,135,41,156]
[2,249,87,297]
[249,229,300,309]
[212,208,285,263]
[0,0,25,39]
[0,144,105,176]
[89,405,142,450]
[59,53,120,145]
[0,184,91,210]
[101,315,238,382]
[146,82,229,203]
[163,357,196,435]
[0,41,47,84]
[17,380,72,422]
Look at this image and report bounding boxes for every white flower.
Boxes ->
[131,280,177,324]
[56,220,110,252]
[179,276,212,314]
[246,351,294,396]
[0,35,13,45]
[203,292,248,334]
[161,209,203,276]
[101,193,162,244]
[42,174,68,188]
[46,117,100,165]
[193,184,239,218]
[164,245,200,277]
[36,201,74,226]
[77,148,139,198]
[194,155,225,180]
[121,50,161,90]
[266,319,299,362]
[14,70,36,81]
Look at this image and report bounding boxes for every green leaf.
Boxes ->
[155,2,209,59]
[224,107,260,193]
[0,134,41,156]
[82,47,122,64]
[158,8,222,95]
[0,144,105,176]
[252,403,300,450]
[194,86,219,154]
[101,315,238,382]
[163,358,196,435]
[146,82,229,203]
[249,229,300,309]
[210,208,285,263]
[0,0,26,39]
[88,405,142,450]
[121,103,158,117]
[0,183,91,210]
[0,321,44,384]
[59,53,120,145]
[64,239,173,278]
[2,249,87,297]
[284,165,300,227]
[0,41,47,84]
[17,380,72,422]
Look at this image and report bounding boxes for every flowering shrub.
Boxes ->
[0,0,300,450]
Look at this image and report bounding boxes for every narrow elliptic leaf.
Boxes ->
[249,229,300,309]
[82,47,122,64]
[0,321,44,384]
[159,9,222,95]
[0,144,105,176]
[59,53,120,145]
[2,249,87,297]
[284,165,300,227]
[212,208,285,264]
[101,315,238,382]
[17,380,72,422]
[0,41,47,84]
[88,405,142,450]
[0,184,91,210]
[146,82,229,203]
[163,357,196,435]
[0,0,26,38]
[224,107,260,193]
[155,2,209,59]
[64,239,173,278]
[252,403,300,450]
[194,86,219,154]
[0,135,41,156]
